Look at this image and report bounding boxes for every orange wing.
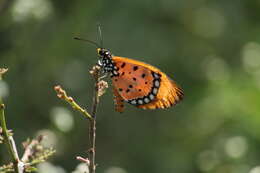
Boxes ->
[111,56,183,111]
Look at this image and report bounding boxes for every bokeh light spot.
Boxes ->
[197,150,220,171]
[202,55,230,82]
[250,166,260,173]
[37,162,66,173]
[225,136,248,159]
[104,167,128,173]
[242,42,260,76]
[0,81,9,98]
[72,163,89,173]
[11,0,53,22]
[36,129,58,148]
[50,107,74,132]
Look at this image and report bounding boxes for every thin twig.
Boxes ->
[54,86,93,120]
[76,156,90,165]
[0,68,24,173]
[55,65,107,173]
[90,65,101,119]
[0,68,55,173]
[25,148,56,167]
[88,65,102,173]
[21,135,44,163]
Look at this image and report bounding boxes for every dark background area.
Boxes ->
[1,0,260,172]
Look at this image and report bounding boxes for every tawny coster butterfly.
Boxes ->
[75,28,183,112]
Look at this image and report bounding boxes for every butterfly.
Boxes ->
[75,37,184,112]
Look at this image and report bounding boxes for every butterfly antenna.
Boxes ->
[97,23,103,48]
[74,37,100,48]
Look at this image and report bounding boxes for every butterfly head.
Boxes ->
[97,48,112,58]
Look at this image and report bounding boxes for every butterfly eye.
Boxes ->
[98,49,111,57]
[99,51,105,56]
[98,49,105,56]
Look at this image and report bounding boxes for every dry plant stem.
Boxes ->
[0,104,21,173]
[55,65,103,173]
[0,68,24,173]
[21,135,43,163]
[89,119,96,173]
[54,86,92,120]
[88,66,101,173]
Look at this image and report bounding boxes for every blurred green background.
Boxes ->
[1,0,260,172]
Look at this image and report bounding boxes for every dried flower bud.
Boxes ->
[90,65,101,75]
[0,68,8,75]
[54,85,61,91]
[35,145,43,152]
[57,94,64,99]
[97,80,108,97]
[0,104,5,109]
[37,135,44,143]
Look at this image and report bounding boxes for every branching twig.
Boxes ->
[54,86,93,120]
[55,65,107,173]
[21,135,44,163]
[1,68,55,173]
[0,68,24,173]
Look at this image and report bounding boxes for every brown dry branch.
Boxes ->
[55,65,107,173]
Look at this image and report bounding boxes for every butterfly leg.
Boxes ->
[97,59,103,67]
[98,73,108,80]
[113,87,125,113]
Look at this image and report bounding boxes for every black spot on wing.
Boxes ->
[121,63,126,68]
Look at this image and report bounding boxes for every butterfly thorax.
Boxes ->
[97,48,119,76]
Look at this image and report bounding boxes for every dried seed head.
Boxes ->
[37,135,44,142]
[90,65,101,75]
[57,94,64,99]
[0,104,5,109]
[0,68,8,75]
[98,80,108,97]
